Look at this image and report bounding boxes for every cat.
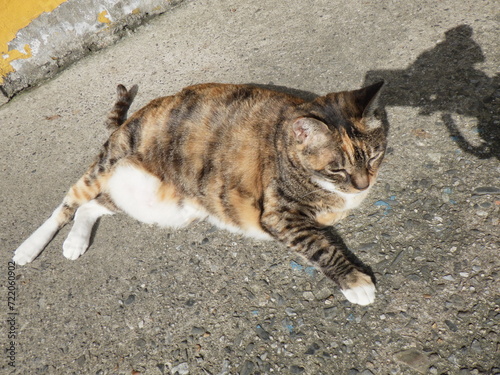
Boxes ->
[13,80,387,306]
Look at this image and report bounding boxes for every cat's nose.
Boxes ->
[351,174,370,191]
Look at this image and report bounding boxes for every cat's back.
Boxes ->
[122,83,304,152]
[129,83,304,177]
[168,82,305,124]
[150,83,303,120]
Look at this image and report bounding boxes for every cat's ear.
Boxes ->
[292,117,331,146]
[350,80,384,119]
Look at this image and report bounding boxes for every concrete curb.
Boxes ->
[0,0,185,106]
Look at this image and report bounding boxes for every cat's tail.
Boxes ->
[105,84,139,130]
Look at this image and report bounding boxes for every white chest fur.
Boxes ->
[311,176,370,211]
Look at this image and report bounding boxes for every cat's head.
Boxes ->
[291,81,386,195]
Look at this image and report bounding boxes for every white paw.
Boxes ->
[13,246,36,265]
[13,209,63,265]
[13,235,49,265]
[62,236,88,260]
[341,282,376,306]
[341,269,376,306]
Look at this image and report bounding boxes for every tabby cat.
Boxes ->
[13,81,387,305]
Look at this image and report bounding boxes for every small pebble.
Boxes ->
[191,326,206,336]
[406,274,421,281]
[290,365,305,374]
[239,360,254,375]
[302,291,315,301]
[394,349,430,373]
[124,294,136,305]
[170,362,189,375]
[448,353,458,364]
[314,287,332,300]
[218,359,230,375]
[445,320,458,332]
[470,339,482,353]
[324,307,338,318]
[285,307,297,316]
[472,186,500,195]
[76,355,86,367]
[304,342,320,355]
[255,325,270,341]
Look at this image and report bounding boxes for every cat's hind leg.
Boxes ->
[13,204,66,265]
[13,84,137,265]
[62,199,114,260]
[13,164,109,265]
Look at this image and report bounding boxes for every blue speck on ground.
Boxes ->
[374,200,391,207]
[290,260,304,271]
[290,261,317,277]
[304,267,316,277]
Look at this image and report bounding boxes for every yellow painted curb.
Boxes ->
[0,0,68,84]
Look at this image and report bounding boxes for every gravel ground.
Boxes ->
[1,0,499,374]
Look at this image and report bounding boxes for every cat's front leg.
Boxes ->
[261,210,376,305]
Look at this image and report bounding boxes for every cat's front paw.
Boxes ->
[340,269,376,306]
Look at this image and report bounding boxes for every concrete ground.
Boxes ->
[1,0,499,374]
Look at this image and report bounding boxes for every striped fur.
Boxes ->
[13,81,387,305]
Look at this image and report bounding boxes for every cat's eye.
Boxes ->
[327,169,348,179]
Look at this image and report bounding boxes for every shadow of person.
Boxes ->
[364,25,500,160]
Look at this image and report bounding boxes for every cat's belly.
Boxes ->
[207,216,272,240]
[107,164,208,227]
[106,164,271,240]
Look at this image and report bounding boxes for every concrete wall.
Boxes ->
[0,0,183,105]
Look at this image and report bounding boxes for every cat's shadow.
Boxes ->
[253,25,499,161]
[364,24,499,160]
[88,218,102,249]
